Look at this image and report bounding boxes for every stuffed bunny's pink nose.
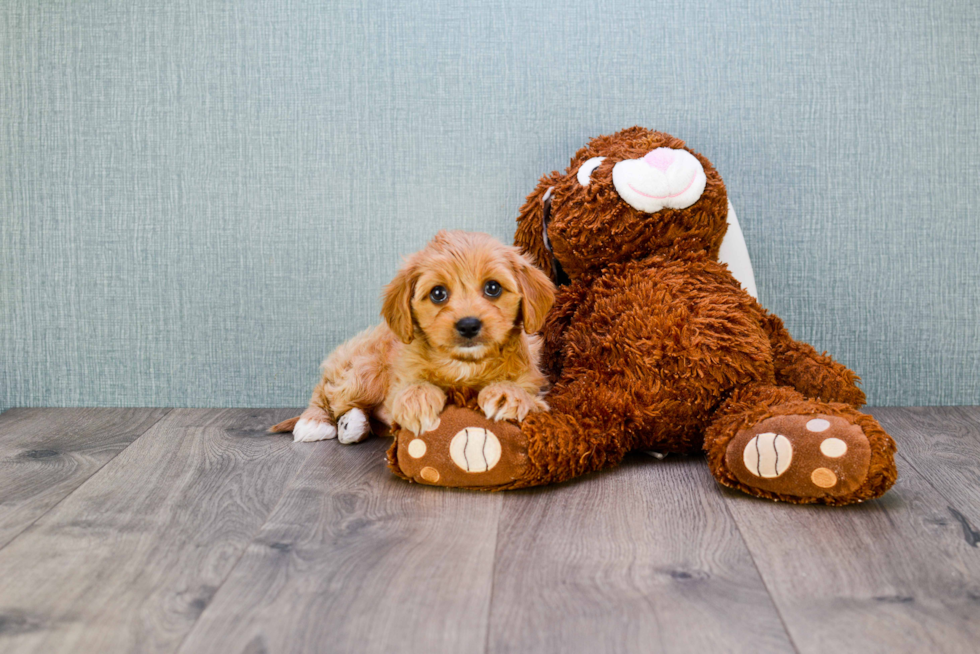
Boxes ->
[643,148,675,171]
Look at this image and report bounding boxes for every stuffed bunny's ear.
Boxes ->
[514,172,562,276]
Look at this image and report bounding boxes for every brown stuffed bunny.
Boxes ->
[389,127,897,505]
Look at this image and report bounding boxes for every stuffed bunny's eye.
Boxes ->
[577,157,605,186]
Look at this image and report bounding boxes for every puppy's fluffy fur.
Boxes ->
[270,230,555,444]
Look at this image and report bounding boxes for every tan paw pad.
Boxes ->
[811,468,837,488]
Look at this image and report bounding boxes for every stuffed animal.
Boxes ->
[388,127,897,504]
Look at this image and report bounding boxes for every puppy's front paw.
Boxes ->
[478,383,548,422]
[391,383,446,435]
[293,407,337,442]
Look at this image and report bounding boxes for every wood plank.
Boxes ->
[487,455,795,654]
[0,408,311,654]
[723,409,980,654]
[177,438,502,654]
[870,407,980,526]
[0,408,170,549]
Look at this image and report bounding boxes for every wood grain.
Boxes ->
[486,454,794,654]
[0,408,310,654]
[177,436,502,654]
[870,407,980,527]
[723,418,980,654]
[0,408,170,549]
[3,407,979,653]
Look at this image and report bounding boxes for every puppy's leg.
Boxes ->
[389,382,446,435]
[478,381,549,422]
[293,401,338,443]
[294,324,396,444]
[337,408,371,444]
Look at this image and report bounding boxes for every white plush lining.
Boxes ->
[718,201,758,299]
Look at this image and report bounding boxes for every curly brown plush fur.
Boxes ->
[388,127,898,504]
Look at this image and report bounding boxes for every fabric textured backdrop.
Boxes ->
[1,0,978,412]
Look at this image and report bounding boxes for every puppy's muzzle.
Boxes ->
[455,317,482,339]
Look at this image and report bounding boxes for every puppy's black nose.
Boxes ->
[455,317,482,339]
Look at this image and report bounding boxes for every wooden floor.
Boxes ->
[0,408,978,653]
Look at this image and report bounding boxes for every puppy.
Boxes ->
[270,230,555,444]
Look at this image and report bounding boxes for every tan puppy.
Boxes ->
[271,230,555,444]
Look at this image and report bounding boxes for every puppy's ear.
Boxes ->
[381,259,418,344]
[511,250,555,334]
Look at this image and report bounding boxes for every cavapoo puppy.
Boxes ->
[270,230,555,444]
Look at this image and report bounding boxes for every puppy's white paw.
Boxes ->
[337,408,371,444]
[293,417,337,442]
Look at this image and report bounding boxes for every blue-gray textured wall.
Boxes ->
[1,0,978,411]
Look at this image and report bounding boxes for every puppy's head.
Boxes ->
[382,230,554,360]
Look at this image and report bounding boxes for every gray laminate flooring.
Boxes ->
[0,407,978,654]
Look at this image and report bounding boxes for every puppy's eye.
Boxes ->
[576,156,605,186]
[483,280,502,298]
[429,286,449,303]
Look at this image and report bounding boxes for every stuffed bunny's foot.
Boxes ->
[387,406,530,489]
